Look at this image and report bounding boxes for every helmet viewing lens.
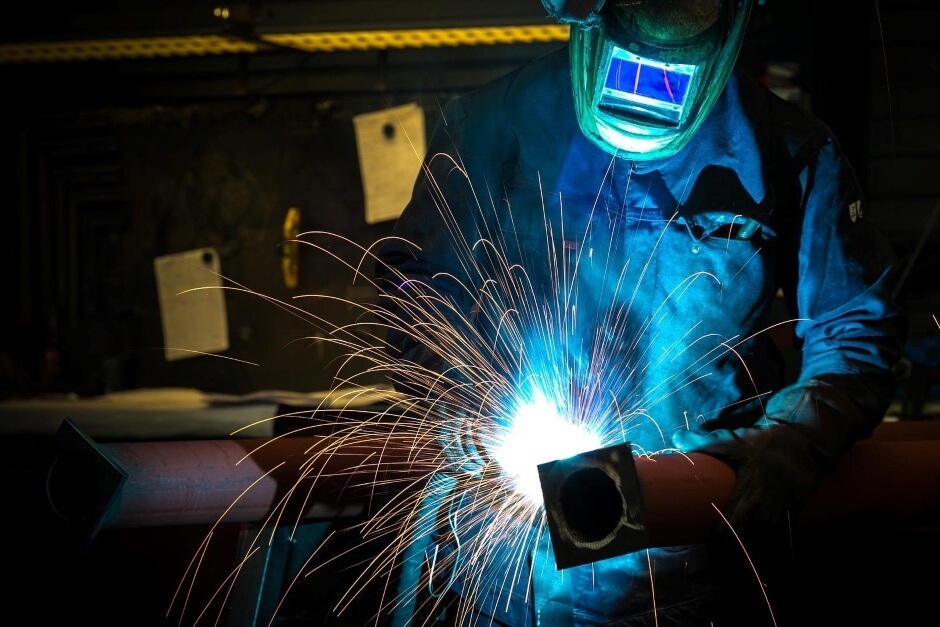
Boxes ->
[600,46,697,126]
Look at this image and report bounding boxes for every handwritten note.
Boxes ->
[353,102,426,224]
[153,247,229,361]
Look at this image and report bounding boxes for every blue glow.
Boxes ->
[600,47,696,125]
[488,387,603,508]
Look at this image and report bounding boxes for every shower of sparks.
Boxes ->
[167,149,790,627]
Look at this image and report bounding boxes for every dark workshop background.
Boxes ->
[0,0,937,399]
[0,1,938,626]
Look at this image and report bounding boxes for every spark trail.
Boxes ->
[169,150,790,627]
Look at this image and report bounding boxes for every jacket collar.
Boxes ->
[631,68,768,208]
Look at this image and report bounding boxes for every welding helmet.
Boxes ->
[550,0,765,160]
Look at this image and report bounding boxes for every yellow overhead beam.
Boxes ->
[0,25,570,64]
[266,25,570,52]
[0,36,258,63]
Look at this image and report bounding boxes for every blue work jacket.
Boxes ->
[376,45,906,626]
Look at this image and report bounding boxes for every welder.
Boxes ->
[375,1,908,625]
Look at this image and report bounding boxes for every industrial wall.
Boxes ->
[1,1,937,400]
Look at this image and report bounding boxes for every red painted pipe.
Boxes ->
[799,434,940,529]
[637,423,940,548]
[48,420,940,544]
[48,421,435,531]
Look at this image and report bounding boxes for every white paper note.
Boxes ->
[353,102,426,224]
[153,247,229,361]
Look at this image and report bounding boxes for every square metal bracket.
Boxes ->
[537,441,649,569]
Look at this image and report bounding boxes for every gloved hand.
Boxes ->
[434,366,488,478]
[671,378,870,535]
[439,407,487,478]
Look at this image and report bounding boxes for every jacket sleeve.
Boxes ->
[671,131,909,532]
[777,134,908,463]
[373,85,517,388]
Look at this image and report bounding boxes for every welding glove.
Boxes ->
[671,378,872,535]
[424,388,484,612]
[434,366,487,479]
[439,402,487,479]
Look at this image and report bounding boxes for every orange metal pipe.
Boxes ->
[47,422,433,531]
[637,422,940,548]
[48,420,940,544]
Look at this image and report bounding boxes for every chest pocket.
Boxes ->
[674,164,779,297]
[679,164,777,241]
